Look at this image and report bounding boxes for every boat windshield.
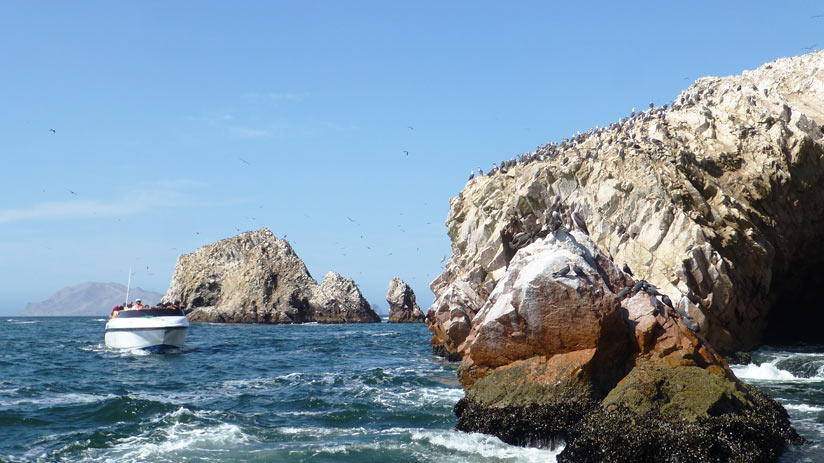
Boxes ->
[115,308,185,318]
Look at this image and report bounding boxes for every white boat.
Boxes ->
[104,307,189,351]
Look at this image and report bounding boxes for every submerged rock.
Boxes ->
[163,228,378,324]
[386,278,425,323]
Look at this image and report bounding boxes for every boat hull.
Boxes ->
[105,310,189,350]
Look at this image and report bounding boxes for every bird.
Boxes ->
[617,287,632,298]
[622,263,633,276]
[238,157,250,165]
[49,128,56,133]
[469,171,475,181]
[651,297,663,316]
[407,126,414,130]
[347,217,356,222]
[571,209,589,235]
[552,265,571,278]
[661,295,673,308]
[572,265,587,278]
[403,150,409,156]
[68,190,77,196]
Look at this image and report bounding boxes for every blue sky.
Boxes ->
[1,1,822,315]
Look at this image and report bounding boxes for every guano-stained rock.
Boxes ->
[163,228,378,324]
[428,51,824,356]
[429,51,823,461]
[386,278,425,323]
[310,271,380,323]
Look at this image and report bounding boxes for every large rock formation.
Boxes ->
[386,278,425,323]
[453,231,802,461]
[310,271,381,323]
[426,52,824,461]
[163,228,379,323]
[429,51,824,356]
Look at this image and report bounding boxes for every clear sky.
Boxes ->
[1,1,822,315]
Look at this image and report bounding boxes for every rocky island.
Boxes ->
[386,278,425,323]
[427,51,824,460]
[162,228,379,323]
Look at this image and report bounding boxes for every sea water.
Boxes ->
[0,318,819,462]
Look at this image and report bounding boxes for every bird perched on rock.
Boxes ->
[572,209,589,235]
[622,263,633,276]
[631,280,647,293]
[651,297,663,316]
[552,265,571,278]
[572,264,587,278]
[617,287,632,298]
[468,171,475,181]
[661,294,673,308]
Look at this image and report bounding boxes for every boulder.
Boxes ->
[427,50,824,356]
[386,278,425,323]
[453,232,802,461]
[310,271,380,323]
[163,228,378,324]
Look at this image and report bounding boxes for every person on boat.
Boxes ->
[109,305,121,319]
[134,299,144,310]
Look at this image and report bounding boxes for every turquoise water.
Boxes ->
[0,317,819,462]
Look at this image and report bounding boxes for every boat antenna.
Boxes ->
[125,267,132,304]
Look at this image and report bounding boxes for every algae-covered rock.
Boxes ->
[449,228,801,460]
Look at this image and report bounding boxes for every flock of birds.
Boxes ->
[465,94,711,183]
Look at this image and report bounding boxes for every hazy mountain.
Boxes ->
[19,282,165,316]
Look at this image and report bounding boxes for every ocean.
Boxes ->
[0,317,820,463]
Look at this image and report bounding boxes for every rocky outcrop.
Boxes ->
[452,231,802,461]
[386,278,425,323]
[310,271,380,323]
[163,228,378,324]
[428,51,824,356]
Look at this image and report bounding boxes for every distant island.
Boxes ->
[20,282,164,316]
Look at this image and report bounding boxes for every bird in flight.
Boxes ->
[68,190,77,196]
[407,126,414,130]
[403,150,409,156]
[238,157,250,165]
[347,216,356,222]
[49,128,56,133]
